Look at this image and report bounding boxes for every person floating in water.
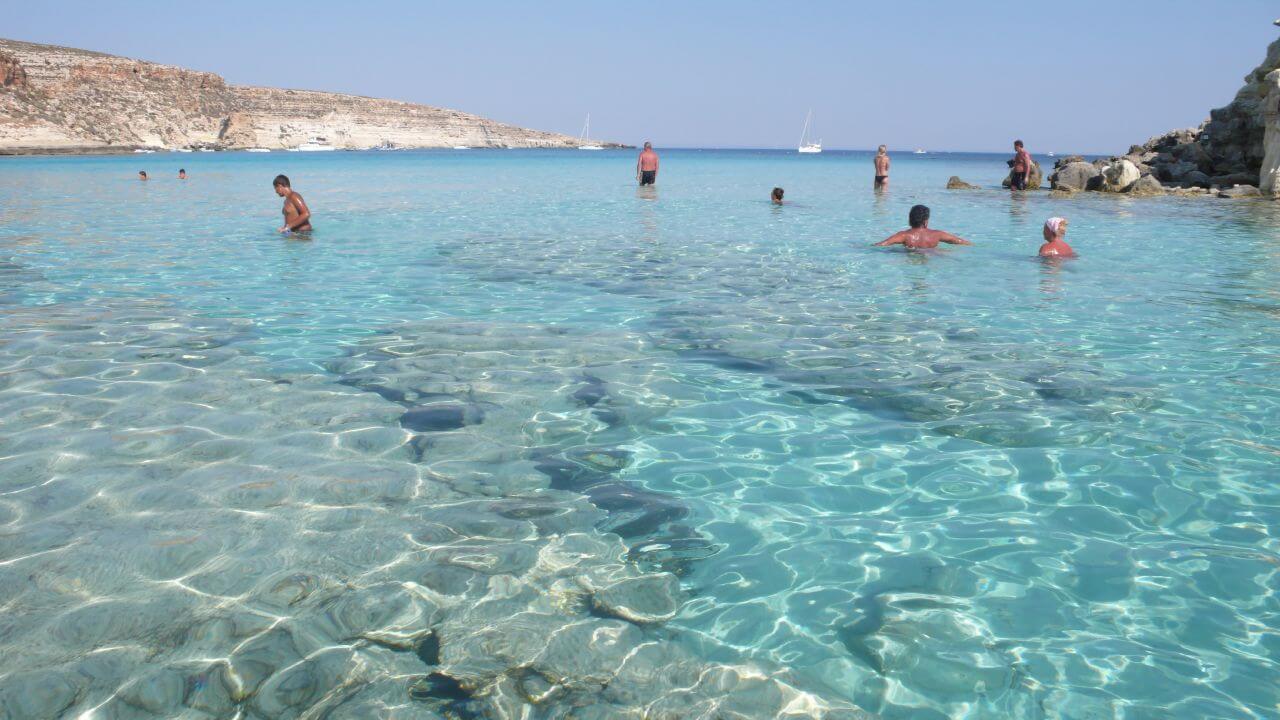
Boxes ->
[771,187,784,204]
[178,169,186,180]
[1039,217,1074,257]
[138,170,147,181]
[874,145,890,189]
[273,174,312,233]
[874,205,972,249]
[637,141,659,186]
[1009,139,1032,191]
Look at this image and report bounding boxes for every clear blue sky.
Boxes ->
[4,0,1277,153]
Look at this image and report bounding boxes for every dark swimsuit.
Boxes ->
[640,170,656,186]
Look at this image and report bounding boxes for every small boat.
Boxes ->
[798,110,821,153]
[198,148,215,152]
[913,149,927,154]
[1047,151,1056,157]
[175,148,193,153]
[133,148,155,154]
[292,140,335,152]
[578,114,604,150]
[246,148,272,153]
[453,145,471,150]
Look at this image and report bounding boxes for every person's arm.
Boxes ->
[873,231,907,247]
[652,153,658,179]
[939,232,972,245]
[636,155,641,180]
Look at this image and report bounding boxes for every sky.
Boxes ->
[3,0,1277,153]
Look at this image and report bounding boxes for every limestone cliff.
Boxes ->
[1126,29,1280,188]
[0,38,620,153]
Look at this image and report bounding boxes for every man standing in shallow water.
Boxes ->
[874,205,972,249]
[637,142,659,186]
[1010,139,1032,191]
[874,145,890,189]
[273,175,312,233]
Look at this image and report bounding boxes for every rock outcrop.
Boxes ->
[946,176,978,189]
[1261,69,1280,195]
[0,37,620,153]
[1049,160,1102,191]
[1124,26,1280,190]
[1002,160,1042,190]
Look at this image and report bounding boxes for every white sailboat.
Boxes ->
[578,114,604,150]
[798,111,821,154]
[913,149,927,154]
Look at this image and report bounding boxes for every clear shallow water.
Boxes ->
[0,149,1278,719]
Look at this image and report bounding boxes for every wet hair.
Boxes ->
[273,174,291,188]
[138,171,146,178]
[908,204,930,228]
[1014,139,1024,148]
[771,187,784,201]
[179,168,185,173]
[643,141,652,149]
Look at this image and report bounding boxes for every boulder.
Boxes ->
[1002,160,1043,190]
[1157,160,1199,182]
[1053,155,1086,169]
[1127,174,1165,197]
[1182,170,1212,188]
[946,176,978,190]
[1218,184,1262,198]
[1211,172,1259,187]
[1102,159,1142,192]
[1049,161,1102,191]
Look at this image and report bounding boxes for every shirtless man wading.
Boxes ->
[273,174,312,233]
[874,205,972,249]
[874,145,890,188]
[636,142,659,186]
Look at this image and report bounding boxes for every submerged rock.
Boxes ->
[945,176,978,189]
[590,573,682,624]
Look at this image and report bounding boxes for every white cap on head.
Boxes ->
[1044,217,1066,235]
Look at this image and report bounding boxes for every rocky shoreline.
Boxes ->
[0,38,625,154]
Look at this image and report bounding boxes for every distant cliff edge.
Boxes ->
[0,38,625,154]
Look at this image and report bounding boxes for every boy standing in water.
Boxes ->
[874,145,890,189]
[273,175,312,233]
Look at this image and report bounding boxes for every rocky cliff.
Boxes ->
[0,38,619,153]
[1122,27,1280,189]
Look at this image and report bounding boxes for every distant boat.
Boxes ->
[133,149,155,154]
[198,148,214,153]
[1047,151,1056,157]
[913,149,927,154]
[453,145,471,150]
[246,148,271,153]
[798,110,821,153]
[292,140,335,152]
[175,148,193,153]
[578,114,604,150]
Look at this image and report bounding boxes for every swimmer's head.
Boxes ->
[908,204,930,229]
[1044,217,1068,240]
[878,145,887,154]
[772,187,784,202]
[178,169,186,178]
[1014,139,1024,149]
[138,171,147,180]
[643,141,652,150]
[273,174,291,196]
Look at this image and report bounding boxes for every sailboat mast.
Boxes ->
[800,110,812,147]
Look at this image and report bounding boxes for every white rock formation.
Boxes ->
[1102,158,1141,192]
[1260,69,1280,196]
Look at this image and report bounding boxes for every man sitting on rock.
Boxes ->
[874,205,973,249]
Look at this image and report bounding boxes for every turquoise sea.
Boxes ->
[0,149,1277,719]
